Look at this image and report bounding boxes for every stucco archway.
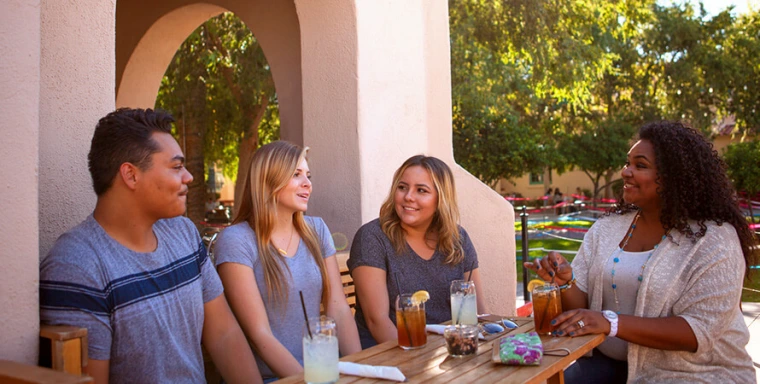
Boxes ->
[115,0,304,144]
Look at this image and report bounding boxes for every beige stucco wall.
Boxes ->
[500,170,598,202]
[0,0,41,364]
[116,4,226,108]
[296,0,363,244]
[39,0,114,255]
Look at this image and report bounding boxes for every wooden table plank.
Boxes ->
[276,317,604,384]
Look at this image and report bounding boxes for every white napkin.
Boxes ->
[338,361,406,382]
[426,324,486,340]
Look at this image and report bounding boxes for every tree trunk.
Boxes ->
[543,167,552,194]
[182,110,207,231]
[232,98,269,216]
[604,169,615,200]
[178,78,208,231]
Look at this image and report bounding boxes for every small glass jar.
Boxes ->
[444,324,479,357]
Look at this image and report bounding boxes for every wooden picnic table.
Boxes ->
[276,317,604,383]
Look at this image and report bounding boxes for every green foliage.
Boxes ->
[560,119,636,200]
[724,139,760,198]
[450,1,760,186]
[156,12,278,183]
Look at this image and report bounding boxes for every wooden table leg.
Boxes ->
[547,370,565,384]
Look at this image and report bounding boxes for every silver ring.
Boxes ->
[577,320,585,328]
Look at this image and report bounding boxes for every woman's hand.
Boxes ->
[522,251,573,286]
[550,308,610,337]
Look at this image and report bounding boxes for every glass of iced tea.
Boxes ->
[532,283,562,335]
[396,293,427,349]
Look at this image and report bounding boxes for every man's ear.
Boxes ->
[119,163,140,191]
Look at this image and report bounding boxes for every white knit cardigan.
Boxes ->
[572,212,755,383]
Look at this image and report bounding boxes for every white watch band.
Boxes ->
[604,311,618,338]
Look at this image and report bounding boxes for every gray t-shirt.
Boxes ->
[40,215,223,384]
[213,216,336,380]
[347,219,478,347]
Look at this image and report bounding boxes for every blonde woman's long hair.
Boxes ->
[232,141,330,309]
[379,155,464,265]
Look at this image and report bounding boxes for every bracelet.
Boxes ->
[559,272,576,292]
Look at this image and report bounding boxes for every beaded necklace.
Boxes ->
[610,210,668,314]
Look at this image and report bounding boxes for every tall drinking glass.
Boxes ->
[303,316,339,384]
[396,293,427,349]
[532,284,562,335]
[450,280,477,325]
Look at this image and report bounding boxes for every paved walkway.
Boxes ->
[515,287,760,380]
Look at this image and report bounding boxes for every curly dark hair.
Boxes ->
[610,120,758,279]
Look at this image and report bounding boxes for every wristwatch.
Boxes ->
[602,310,619,338]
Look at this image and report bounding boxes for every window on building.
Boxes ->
[529,173,543,185]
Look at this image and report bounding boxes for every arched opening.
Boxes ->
[154,12,279,228]
[115,0,303,143]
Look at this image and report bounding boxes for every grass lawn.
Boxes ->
[515,237,759,302]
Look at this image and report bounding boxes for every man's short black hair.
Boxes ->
[88,108,175,196]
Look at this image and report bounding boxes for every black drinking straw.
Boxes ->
[299,291,313,339]
[454,263,474,325]
[394,275,414,347]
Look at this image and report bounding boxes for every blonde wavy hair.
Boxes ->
[379,155,464,265]
[232,141,330,309]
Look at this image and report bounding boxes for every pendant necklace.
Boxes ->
[276,225,296,256]
[610,210,668,314]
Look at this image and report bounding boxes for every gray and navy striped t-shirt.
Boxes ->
[40,215,223,384]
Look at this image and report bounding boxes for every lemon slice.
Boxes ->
[527,279,545,293]
[411,290,430,305]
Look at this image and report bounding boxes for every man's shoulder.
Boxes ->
[154,216,200,245]
[44,216,105,265]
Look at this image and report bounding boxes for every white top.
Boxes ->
[598,249,649,361]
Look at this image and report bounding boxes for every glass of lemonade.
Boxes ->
[303,316,339,384]
[450,280,477,325]
[532,284,562,335]
[396,293,427,349]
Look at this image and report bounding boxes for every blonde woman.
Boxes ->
[214,141,360,381]
[348,155,487,348]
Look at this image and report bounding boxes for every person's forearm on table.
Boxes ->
[617,315,697,352]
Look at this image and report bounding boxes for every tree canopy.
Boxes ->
[156,12,278,224]
[450,0,760,190]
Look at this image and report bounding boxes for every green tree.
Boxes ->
[560,120,636,206]
[156,13,278,226]
[724,139,760,223]
[720,11,760,133]
[449,0,652,187]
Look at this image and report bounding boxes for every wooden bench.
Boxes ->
[0,360,92,384]
[336,252,356,313]
[38,325,88,376]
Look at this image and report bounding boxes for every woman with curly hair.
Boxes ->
[348,155,487,348]
[525,121,757,382]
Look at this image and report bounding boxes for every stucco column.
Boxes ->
[296,0,363,244]
[39,0,115,255]
[299,0,515,315]
[0,0,41,364]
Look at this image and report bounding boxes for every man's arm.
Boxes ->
[202,294,263,384]
[85,359,109,384]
